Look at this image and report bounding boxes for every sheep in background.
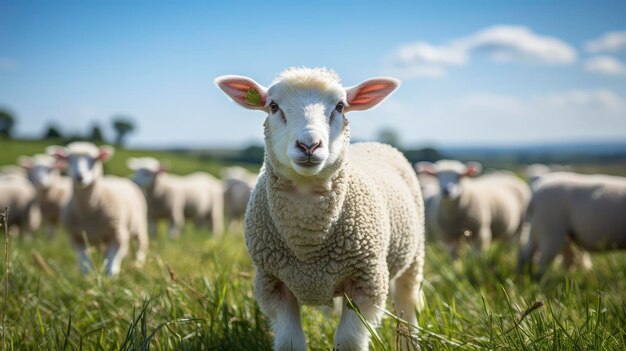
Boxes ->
[18,154,72,238]
[518,172,626,278]
[47,142,148,276]
[418,160,530,258]
[524,163,570,188]
[216,67,424,351]
[221,166,257,232]
[0,174,41,237]
[127,157,224,237]
[0,165,27,178]
[416,169,441,239]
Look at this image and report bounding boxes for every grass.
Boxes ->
[1,225,625,350]
[1,138,625,349]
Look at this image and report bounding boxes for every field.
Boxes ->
[1,139,626,350]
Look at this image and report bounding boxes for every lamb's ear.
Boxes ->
[415,161,437,176]
[345,78,400,112]
[97,145,115,162]
[45,145,68,160]
[464,162,482,177]
[126,157,139,170]
[215,75,269,112]
[18,156,32,170]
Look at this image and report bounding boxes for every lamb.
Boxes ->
[18,154,72,237]
[216,67,425,351]
[416,169,441,239]
[524,163,570,188]
[417,160,530,258]
[518,172,626,278]
[127,157,224,237]
[0,173,41,237]
[47,142,148,276]
[221,166,257,232]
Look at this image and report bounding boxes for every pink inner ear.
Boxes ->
[347,79,398,111]
[219,78,267,107]
[97,150,111,161]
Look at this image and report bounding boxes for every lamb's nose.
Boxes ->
[296,140,321,156]
[75,175,83,183]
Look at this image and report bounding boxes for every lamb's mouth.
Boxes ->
[294,158,323,168]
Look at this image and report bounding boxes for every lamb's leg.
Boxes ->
[135,229,148,267]
[75,244,93,274]
[334,295,384,351]
[105,240,129,276]
[210,203,224,236]
[392,260,423,351]
[535,226,567,279]
[168,210,184,238]
[255,271,306,351]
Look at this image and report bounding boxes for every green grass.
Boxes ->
[1,138,625,350]
[1,227,625,350]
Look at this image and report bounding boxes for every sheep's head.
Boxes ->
[216,67,399,181]
[127,157,167,189]
[416,160,482,199]
[18,154,64,190]
[46,142,114,188]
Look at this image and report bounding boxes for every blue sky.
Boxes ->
[1,0,625,148]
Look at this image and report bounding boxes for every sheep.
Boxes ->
[47,142,148,276]
[221,166,257,232]
[18,154,72,238]
[0,174,41,237]
[0,165,27,178]
[518,172,626,278]
[417,160,530,258]
[216,67,425,351]
[416,169,441,239]
[524,163,571,189]
[127,157,224,237]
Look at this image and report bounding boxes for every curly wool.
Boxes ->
[245,141,425,306]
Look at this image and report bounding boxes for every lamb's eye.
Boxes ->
[269,101,279,113]
[335,102,344,113]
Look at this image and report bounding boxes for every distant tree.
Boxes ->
[89,124,105,143]
[376,128,401,149]
[111,116,136,146]
[43,124,63,139]
[0,109,16,138]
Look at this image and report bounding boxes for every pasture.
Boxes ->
[1,139,626,350]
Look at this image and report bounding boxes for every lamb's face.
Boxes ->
[416,160,482,200]
[19,155,61,190]
[67,154,104,188]
[215,67,400,181]
[265,81,346,176]
[132,168,157,189]
[127,157,162,189]
[30,165,59,189]
[47,143,114,189]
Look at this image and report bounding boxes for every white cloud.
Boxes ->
[585,56,626,76]
[586,31,626,53]
[387,25,577,79]
[542,89,626,111]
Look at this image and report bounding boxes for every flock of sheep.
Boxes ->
[0,142,256,275]
[1,66,625,350]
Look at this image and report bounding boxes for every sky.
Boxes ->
[1,0,625,148]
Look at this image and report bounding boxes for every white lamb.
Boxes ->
[518,172,626,278]
[18,154,72,237]
[221,166,257,232]
[216,67,425,351]
[127,157,224,237]
[417,160,530,258]
[0,174,41,237]
[47,142,148,276]
[416,169,441,239]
